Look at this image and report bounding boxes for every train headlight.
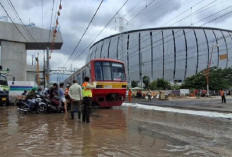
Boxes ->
[96,85,103,88]
[122,85,127,88]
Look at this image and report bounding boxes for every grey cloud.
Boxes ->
[18,0,51,11]
[195,8,232,25]
[126,0,181,29]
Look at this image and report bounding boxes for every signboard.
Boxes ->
[219,54,228,60]
[180,89,189,96]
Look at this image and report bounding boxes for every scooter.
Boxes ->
[45,96,65,113]
[17,94,47,114]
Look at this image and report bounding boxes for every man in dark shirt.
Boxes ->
[25,87,37,100]
[49,83,58,98]
[25,87,37,110]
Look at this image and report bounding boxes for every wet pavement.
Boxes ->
[1,104,232,157]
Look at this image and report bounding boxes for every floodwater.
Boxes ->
[1,105,232,157]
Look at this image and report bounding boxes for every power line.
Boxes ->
[127,0,159,24]
[129,0,226,52]
[162,0,206,26]
[170,0,218,26]
[63,0,104,67]
[70,0,129,66]
[121,0,222,52]
[116,4,232,59]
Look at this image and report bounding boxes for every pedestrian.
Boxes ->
[220,90,226,103]
[128,88,132,102]
[68,80,83,119]
[194,89,198,98]
[59,83,68,113]
[65,83,70,98]
[65,83,71,105]
[165,90,169,100]
[147,89,152,101]
[82,76,96,123]
[49,83,58,99]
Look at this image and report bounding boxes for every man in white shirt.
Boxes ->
[68,80,83,119]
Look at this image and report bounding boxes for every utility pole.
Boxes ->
[35,57,40,86]
[32,55,34,65]
[206,44,219,96]
[43,50,46,89]
[115,14,127,33]
[46,47,50,88]
[115,14,130,84]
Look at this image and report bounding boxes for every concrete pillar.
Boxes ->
[1,41,27,81]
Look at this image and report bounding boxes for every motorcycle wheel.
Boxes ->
[37,105,47,114]
[18,103,29,114]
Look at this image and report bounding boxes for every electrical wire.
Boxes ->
[118,0,222,53]
[69,0,129,66]
[127,0,159,24]
[162,0,206,26]
[113,4,232,60]
[63,0,104,67]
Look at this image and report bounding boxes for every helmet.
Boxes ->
[66,83,70,87]
[32,87,37,91]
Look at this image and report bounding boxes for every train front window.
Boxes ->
[95,61,125,81]
[95,62,103,80]
[112,63,125,81]
[102,62,111,80]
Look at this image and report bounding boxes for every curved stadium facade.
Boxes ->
[86,27,232,84]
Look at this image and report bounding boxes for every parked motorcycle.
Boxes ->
[17,94,47,114]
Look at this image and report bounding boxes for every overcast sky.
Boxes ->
[0,0,232,80]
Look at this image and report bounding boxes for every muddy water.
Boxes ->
[1,106,232,157]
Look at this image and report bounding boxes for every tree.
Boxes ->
[149,78,171,90]
[171,83,181,90]
[156,78,171,90]
[131,80,138,88]
[142,75,150,89]
[181,67,232,91]
[149,80,157,90]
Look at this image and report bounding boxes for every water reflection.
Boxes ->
[0,106,232,156]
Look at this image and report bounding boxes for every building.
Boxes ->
[86,26,232,84]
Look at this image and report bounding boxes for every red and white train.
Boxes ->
[63,58,127,107]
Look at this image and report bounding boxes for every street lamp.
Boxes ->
[206,44,219,96]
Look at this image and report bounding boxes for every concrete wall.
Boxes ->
[0,21,63,81]
[0,21,63,49]
[1,41,27,81]
[26,65,44,82]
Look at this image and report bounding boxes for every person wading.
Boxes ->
[68,80,83,120]
[220,90,226,103]
[82,76,96,123]
[59,83,68,114]
[128,89,132,102]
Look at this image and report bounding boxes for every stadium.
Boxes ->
[86,26,232,84]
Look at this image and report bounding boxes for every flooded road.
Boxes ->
[1,105,232,157]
